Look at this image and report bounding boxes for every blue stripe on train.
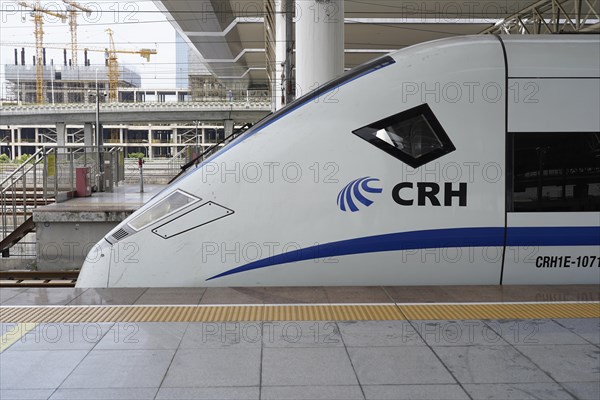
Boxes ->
[207,226,600,281]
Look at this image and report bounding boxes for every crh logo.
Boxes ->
[337,177,382,212]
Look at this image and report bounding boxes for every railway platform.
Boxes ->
[32,184,164,271]
[1,285,599,400]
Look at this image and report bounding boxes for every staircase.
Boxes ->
[0,148,54,261]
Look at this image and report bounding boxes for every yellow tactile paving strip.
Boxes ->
[0,302,598,323]
[401,302,600,320]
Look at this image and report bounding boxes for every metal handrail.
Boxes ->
[168,123,253,184]
[1,147,50,247]
[0,147,45,188]
[0,145,126,253]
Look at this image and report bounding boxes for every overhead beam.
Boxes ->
[480,0,600,34]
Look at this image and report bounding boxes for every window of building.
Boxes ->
[511,132,600,212]
[353,104,455,168]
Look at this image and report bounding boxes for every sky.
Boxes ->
[0,0,180,97]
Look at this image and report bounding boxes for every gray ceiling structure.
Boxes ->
[154,0,599,90]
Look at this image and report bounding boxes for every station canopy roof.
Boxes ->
[153,1,592,89]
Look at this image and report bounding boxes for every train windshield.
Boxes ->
[128,190,199,231]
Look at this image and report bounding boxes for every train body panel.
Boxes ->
[77,35,600,288]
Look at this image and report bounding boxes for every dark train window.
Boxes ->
[353,104,455,168]
[511,132,600,212]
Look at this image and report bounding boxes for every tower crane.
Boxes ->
[7,30,156,103]
[18,1,67,103]
[103,28,156,102]
[62,0,92,67]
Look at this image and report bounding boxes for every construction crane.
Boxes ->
[6,36,156,103]
[62,0,92,67]
[103,28,156,102]
[18,1,67,103]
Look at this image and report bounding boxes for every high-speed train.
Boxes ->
[77,35,600,288]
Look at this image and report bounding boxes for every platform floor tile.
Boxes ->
[462,383,575,400]
[324,286,392,303]
[262,321,343,348]
[348,346,455,385]
[262,347,358,386]
[488,319,592,345]
[0,288,29,304]
[362,384,470,400]
[0,389,55,400]
[2,289,86,306]
[179,322,262,349]
[561,382,600,400]
[66,288,146,306]
[338,320,425,347]
[94,322,187,350]
[155,387,259,400]
[433,345,554,384]
[411,320,509,346]
[134,288,205,305]
[261,385,364,400]
[48,388,158,400]
[59,349,175,388]
[0,322,18,336]
[0,350,88,390]
[554,318,600,344]
[161,348,261,387]
[8,323,113,351]
[515,344,600,382]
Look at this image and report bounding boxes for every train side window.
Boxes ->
[511,132,600,212]
[353,103,455,168]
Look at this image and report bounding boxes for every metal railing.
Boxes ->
[166,145,193,178]
[0,100,272,114]
[1,147,49,250]
[0,146,125,257]
[168,123,253,184]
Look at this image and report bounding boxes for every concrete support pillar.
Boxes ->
[171,127,177,157]
[224,120,234,137]
[119,127,124,143]
[16,128,22,157]
[274,0,294,110]
[274,0,287,111]
[147,126,152,160]
[10,127,16,161]
[56,122,67,153]
[295,0,344,96]
[83,123,93,147]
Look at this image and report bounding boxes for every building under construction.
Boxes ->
[5,48,141,104]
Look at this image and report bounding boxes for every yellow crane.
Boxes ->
[62,0,92,67]
[103,28,156,102]
[18,1,67,103]
[7,35,156,103]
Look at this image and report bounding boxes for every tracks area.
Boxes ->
[0,270,79,287]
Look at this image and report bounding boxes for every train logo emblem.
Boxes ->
[337,177,383,212]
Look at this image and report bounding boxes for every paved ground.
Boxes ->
[1,318,598,400]
[1,287,598,400]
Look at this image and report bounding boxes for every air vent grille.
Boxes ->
[111,228,129,241]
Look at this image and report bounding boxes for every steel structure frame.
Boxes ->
[481,0,599,34]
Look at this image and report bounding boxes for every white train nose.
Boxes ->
[76,239,112,288]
